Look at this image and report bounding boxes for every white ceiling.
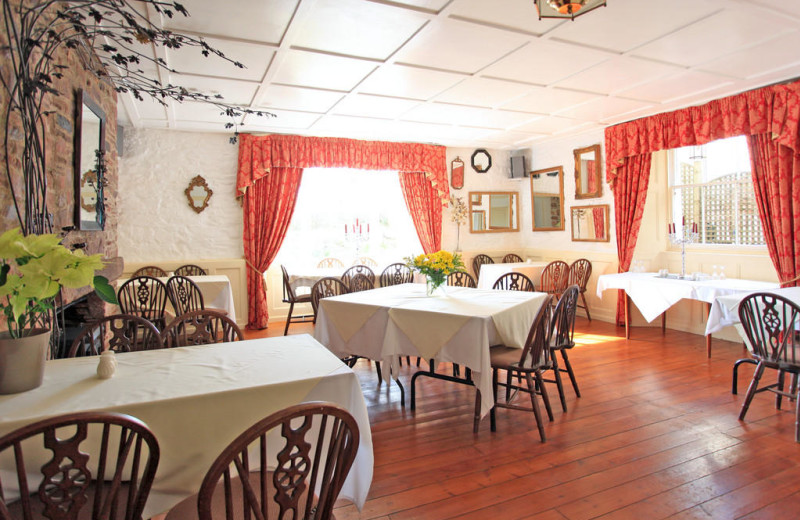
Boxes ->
[116,0,800,149]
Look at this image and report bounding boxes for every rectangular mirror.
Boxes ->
[73,89,106,231]
[530,166,564,231]
[574,144,602,199]
[469,191,519,233]
[571,204,610,242]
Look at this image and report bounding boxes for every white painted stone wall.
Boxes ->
[118,128,243,262]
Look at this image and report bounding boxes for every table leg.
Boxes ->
[662,311,666,334]
[705,301,712,358]
[625,294,631,340]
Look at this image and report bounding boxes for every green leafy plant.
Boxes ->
[0,228,117,338]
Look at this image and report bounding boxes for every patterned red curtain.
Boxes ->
[747,134,800,287]
[592,206,605,238]
[398,171,442,253]
[613,154,652,325]
[587,160,597,193]
[243,167,303,329]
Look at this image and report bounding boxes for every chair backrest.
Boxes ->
[166,275,205,315]
[161,309,243,348]
[174,264,207,276]
[195,403,358,520]
[502,253,523,263]
[493,272,535,292]
[281,264,300,304]
[551,285,580,348]
[738,292,800,362]
[117,276,169,325]
[310,277,349,318]
[349,273,374,293]
[341,265,375,289]
[352,256,377,267]
[472,254,494,278]
[517,295,555,370]
[379,263,413,287]
[447,271,476,288]
[540,260,570,295]
[0,411,159,520]
[317,257,344,269]
[568,258,592,292]
[132,265,167,278]
[68,314,164,357]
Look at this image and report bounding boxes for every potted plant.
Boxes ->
[0,227,117,394]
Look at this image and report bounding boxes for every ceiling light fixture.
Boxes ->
[535,0,607,21]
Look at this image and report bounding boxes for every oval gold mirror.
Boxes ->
[185,175,213,213]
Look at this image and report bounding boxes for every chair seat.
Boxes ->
[6,482,134,519]
[489,345,551,372]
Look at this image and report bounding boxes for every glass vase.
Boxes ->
[425,276,446,297]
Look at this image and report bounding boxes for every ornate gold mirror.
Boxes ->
[574,144,602,199]
[468,191,519,233]
[530,166,564,231]
[571,204,610,242]
[73,89,106,230]
[185,175,213,213]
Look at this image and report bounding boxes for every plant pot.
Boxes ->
[0,329,50,394]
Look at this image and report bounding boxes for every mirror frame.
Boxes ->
[451,156,464,189]
[471,149,492,173]
[573,144,602,199]
[185,175,213,213]
[570,204,610,242]
[530,165,565,231]
[73,89,106,231]
[468,191,519,233]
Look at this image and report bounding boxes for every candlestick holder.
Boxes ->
[668,224,699,279]
[344,219,370,258]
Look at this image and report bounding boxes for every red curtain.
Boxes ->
[612,154,652,325]
[592,206,605,239]
[243,167,303,329]
[747,134,800,287]
[398,171,442,253]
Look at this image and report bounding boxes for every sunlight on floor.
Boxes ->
[573,332,621,346]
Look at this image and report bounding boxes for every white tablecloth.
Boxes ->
[0,335,372,517]
[705,286,800,335]
[596,272,778,323]
[120,275,236,322]
[476,261,550,289]
[313,283,548,417]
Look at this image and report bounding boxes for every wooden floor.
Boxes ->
[247,318,800,519]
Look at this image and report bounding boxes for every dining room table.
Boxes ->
[0,334,372,517]
[476,261,550,289]
[313,283,549,419]
[120,274,237,322]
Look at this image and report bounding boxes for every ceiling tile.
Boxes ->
[167,74,259,105]
[272,50,377,91]
[358,64,465,100]
[166,37,274,82]
[172,101,242,122]
[482,40,614,86]
[292,0,428,60]
[332,94,421,119]
[555,96,653,122]
[241,108,321,130]
[500,87,599,114]
[401,103,534,129]
[699,31,800,79]
[617,71,734,104]
[482,129,548,146]
[554,56,682,95]
[255,85,344,113]
[123,95,168,121]
[389,0,449,11]
[393,18,529,74]
[434,77,533,107]
[632,9,797,67]
[514,116,586,134]
[162,0,298,44]
[448,0,562,35]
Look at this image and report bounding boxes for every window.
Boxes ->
[275,168,423,268]
[669,136,765,247]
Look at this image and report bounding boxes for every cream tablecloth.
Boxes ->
[0,335,372,517]
[476,261,550,289]
[313,283,548,417]
[596,272,778,323]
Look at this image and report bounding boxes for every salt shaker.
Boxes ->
[97,350,117,379]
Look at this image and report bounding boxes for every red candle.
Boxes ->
[682,216,685,225]
[344,224,347,234]
[367,223,370,233]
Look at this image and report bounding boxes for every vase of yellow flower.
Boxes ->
[406,250,466,297]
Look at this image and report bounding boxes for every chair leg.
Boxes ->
[505,369,512,402]
[777,369,786,410]
[375,361,383,384]
[732,358,757,395]
[283,301,295,336]
[473,389,482,434]
[581,292,591,322]
[739,362,765,421]
[795,385,800,443]
[551,353,568,412]
[525,373,546,442]
[491,368,498,432]
[536,370,554,421]
[560,349,581,398]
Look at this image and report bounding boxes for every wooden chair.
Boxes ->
[132,265,167,277]
[476,297,554,441]
[492,272,535,292]
[502,253,523,263]
[737,292,800,442]
[161,309,243,348]
[540,260,570,297]
[472,254,494,279]
[174,264,207,276]
[310,277,350,323]
[68,314,163,357]
[117,275,169,330]
[341,264,375,289]
[281,265,313,336]
[548,285,581,411]
[379,262,413,287]
[568,258,593,321]
[352,256,378,267]
[317,257,344,268]
[447,271,476,288]
[0,411,160,520]
[164,403,358,520]
[166,275,205,316]
[349,272,374,292]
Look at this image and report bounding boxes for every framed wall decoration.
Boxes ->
[471,149,492,173]
[571,204,610,242]
[574,144,602,199]
[451,157,464,189]
[185,175,213,213]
